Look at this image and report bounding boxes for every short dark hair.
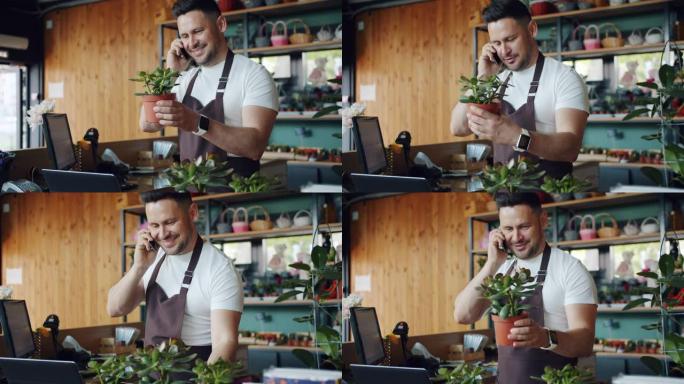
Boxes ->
[495,192,542,213]
[140,187,192,208]
[482,0,532,25]
[172,0,220,19]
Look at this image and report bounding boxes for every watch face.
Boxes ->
[519,133,531,150]
[550,330,558,345]
[199,115,210,131]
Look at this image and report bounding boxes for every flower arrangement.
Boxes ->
[340,102,366,129]
[26,99,56,130]
[342,293,363,320]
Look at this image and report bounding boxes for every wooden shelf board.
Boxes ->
[244,298,341,306]
[469,193,654,222]
[548,41,684,59]
[596,352,669,359]
[276,114,341,121]
[476,0,675,28]
[235,41,341,56]
[122,191,299,215]
[207,222,341,242]
[161,0,341,25]
[556,233,660,249]
[598,162,669,170]
[588,114,684,123]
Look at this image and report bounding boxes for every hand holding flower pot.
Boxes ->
[480,268,538,346]
[130,67,179,124]
[459,74,504,115]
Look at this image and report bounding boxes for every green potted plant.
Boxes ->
[531,364,593,383]
[480,158,546,195]
[163,156,233,194]
[228,172,278,192]
[130,67,179,124]
[540,175,591,202]
[459,74,505,115]
[192,358,244,384]
[87,355,134,384]
[130,341,197,383]
[435,362,487,384]
[480,268,537,346]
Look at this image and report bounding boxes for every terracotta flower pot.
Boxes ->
[492,313,527,346]
[471,102,501,115]
[142,93,175,123]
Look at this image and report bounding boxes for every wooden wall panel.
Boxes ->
[0,193,139,329]
[354,0,488,146]
[43,0,177,143]
[349,192,492,336]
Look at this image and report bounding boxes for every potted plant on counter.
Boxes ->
[164,156,233,194]
[229,172,278,192]
[435,362,487,384]
[540,174,592,202]
[531,364,594,384]
[192,358,245,384]
[480,268,537,346]
[459,74,505,115]
[481,158,546,196]
[130,67,179,124]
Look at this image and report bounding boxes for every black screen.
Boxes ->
[1,301,35,358]
[354,117,387,174]
[43,114,76,170]
[350,307,385,365]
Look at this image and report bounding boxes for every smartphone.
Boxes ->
[492,51,502,65]
[148,239,159,252]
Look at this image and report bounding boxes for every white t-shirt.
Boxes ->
[495,247,597,332]
[142,240,244,346]
[497,56,589,135]
[173,53,279,128]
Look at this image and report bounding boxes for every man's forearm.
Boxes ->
[450,102,473,137]
[454,260,503,324]
[208,338,238,363]
[552,328,594,358]
[527,131,582,163]
[203,120,268,161]
[107,266,145,317]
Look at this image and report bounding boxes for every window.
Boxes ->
[262,235,312,275]
[614,52,664,90]
[222,241,253,265]
[0,65,21,150]
[570,248,600,272]
[608,242,661,280]
[260,55,292,79]
[563,58,604,82]
[302,49,342,88]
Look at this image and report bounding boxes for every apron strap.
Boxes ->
[146,253,167,300]
[180,235,204,295]
[216,49,235,96]
[527,52,545,103]
[503,242,552,282]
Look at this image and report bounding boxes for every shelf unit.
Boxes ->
[119,192,341,323]
[243,298,341,306]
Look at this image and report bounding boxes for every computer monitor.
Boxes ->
[349,307,385,365]
[0,358,84,384]
[352,116,388,174]
[42,113,77,171]
[0,300,36,358]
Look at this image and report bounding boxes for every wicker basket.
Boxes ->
[600,23,624,48]
[579,214,597,240]
[563,215,583,241]
[271,21,289,47]
[583,24,601,50]
[249,205,273,231]
[596,213,620,238]
[232,207,250,233]
[217,207,235,233]
[288,19,313,45]
[255,22,273,48]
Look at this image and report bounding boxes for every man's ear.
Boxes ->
[217,14,227,33]
[188,202,199,222]
[528,20,538,38]
[540,209,549,229]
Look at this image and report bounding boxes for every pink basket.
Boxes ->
[271,21,289,47]
[232,207,250,233]
[579,214,597,240]
[583,24,601,50]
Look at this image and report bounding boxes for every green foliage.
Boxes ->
[192,358,244,384]
[540,175,591,194]
[274,239,342,370]
[164,156,233,193]
[480,268,537,320]
[481,158,545,195]
[531,364,593,384]
[88,355,134,384]
[623,65,684,122]
[228,172,278,193]
[436,362,487,384]
[459,74,504,104]
[130,67,179,96]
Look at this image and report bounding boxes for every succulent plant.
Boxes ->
[436,362,487,384]
[129,67,179,96]
[531,364,593,384]
[228,172,278,193]
[480,268,537,320]
[459,74,504,104]
[480,158,546,195]
[164,156,233,193]
[192,358,244,384]
[540,175,591,194]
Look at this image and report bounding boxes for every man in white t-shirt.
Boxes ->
[107,188,243,363]
[450,0,589,179]
[453,192,597,383]
[139,0,278,177]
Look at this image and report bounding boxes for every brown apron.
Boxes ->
[180,49,260,177]
[496,244,577,384]
[144,235,212,363]
[493,53,573,179]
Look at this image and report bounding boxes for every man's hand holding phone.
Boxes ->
[487,228,509,270]
[477,43,503,78]
[133,230,159,273]
[166,38,192,72]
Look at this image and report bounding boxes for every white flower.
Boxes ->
[339,102,366,129]
[26,99,56,130]
[342,293,364,319]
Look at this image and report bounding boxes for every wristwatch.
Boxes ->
[193,114,210,136]
[541,327,559,351]
[513,128,531,152]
